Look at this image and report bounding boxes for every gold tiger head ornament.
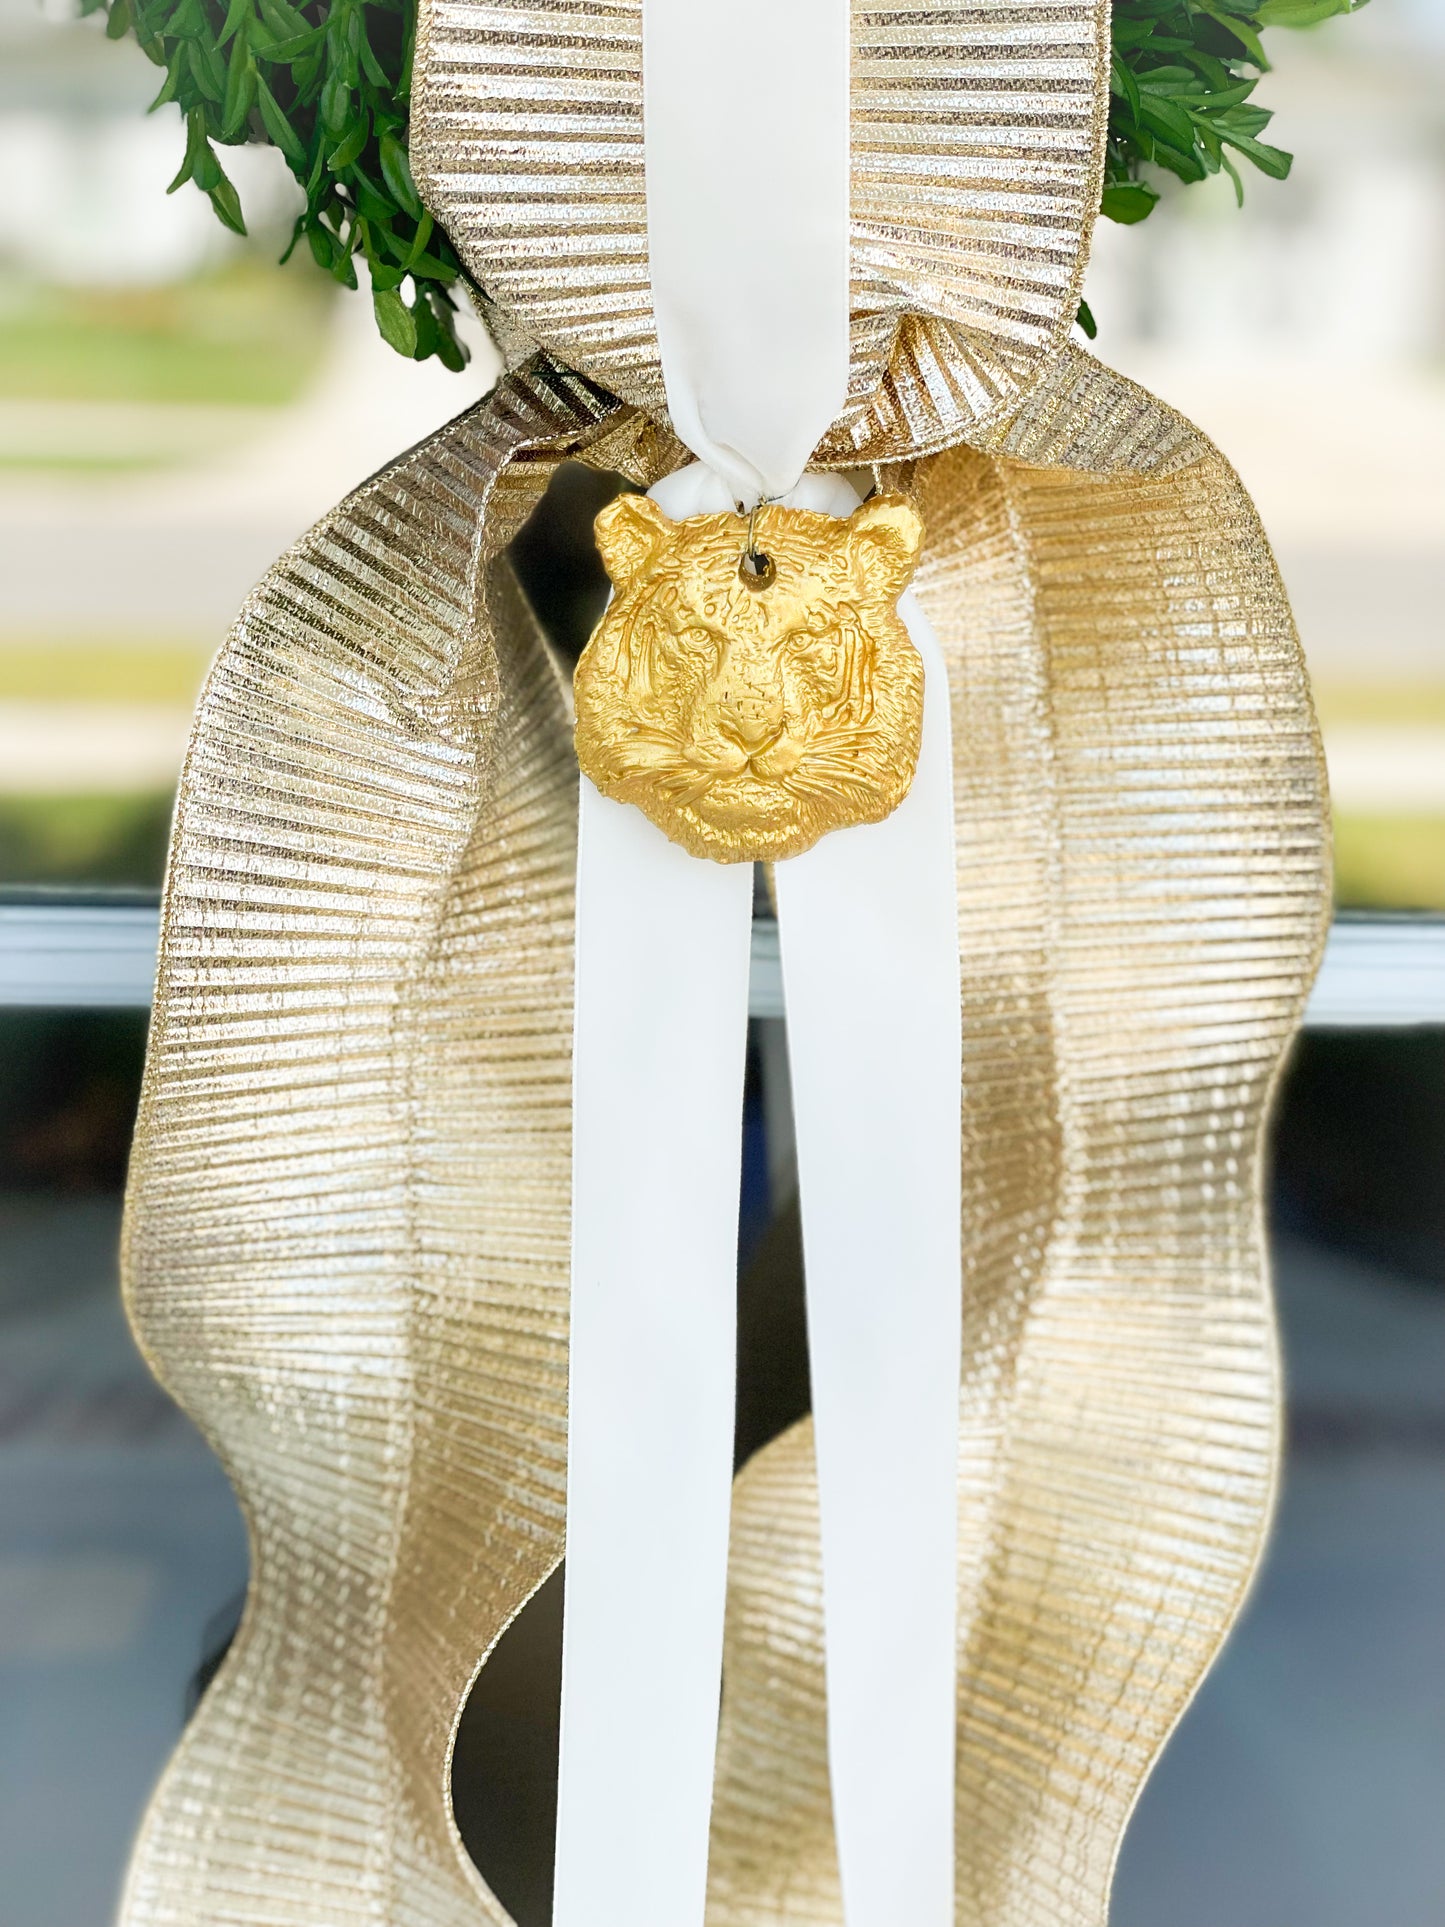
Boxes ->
[573,492,926,863]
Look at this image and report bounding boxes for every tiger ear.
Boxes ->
[840,494,924,599]
[593,492,674,590]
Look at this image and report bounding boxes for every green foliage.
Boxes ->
[93,0,1369,368]
[1104,0,1368,222]
[85,0,470,370]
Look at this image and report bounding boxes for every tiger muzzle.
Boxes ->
[709,653,785,754]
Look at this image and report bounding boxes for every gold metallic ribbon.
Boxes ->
[120,2,1331,1921]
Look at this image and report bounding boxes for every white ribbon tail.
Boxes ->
[776,591,962,1927]
[554,778,753,1927]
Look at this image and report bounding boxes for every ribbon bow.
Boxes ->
[116,1,1330,1922]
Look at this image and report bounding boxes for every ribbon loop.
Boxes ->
[642,0,851,505]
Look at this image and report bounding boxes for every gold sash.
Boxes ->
[120,3,1330,1920]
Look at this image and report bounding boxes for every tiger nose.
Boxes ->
[709,662,782,751]
[728,704,781,751]
[712,680,783,751]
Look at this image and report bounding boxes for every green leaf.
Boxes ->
[217,0,250,48]
[1184,79,1257,112]
[341,4,363,76]
[206,171,248,235]
[402,208,434,270]
[259,26,324,60]
[1256,0,1362,23]
[1111,17,1160,50]
[255,72,307,166]
[1138,89,1200,151]
[1223,130,1293,178]
[167,105,204,192]
[373,286,418,357]
[378,130,419,215]
[185,35,225,103]
[399,4,416,91]
[105,0,132,40]
[1197,5,1271,67]
[1145,133,1209,184]
[1100,180,1160,224]
[357,25,388,88]
[256,0,309,38]
[1076,298,1098,340]
[1179,48,1237,92]
[1110,51,1142,118]
[183,125,248,234]
[167,0,205,40]
[1214,102,1275,137]
[421,285,466,371]
[326,237,359,288]
[424,288,469,371]
[320,64,350,134]
[349,168,394,222]
[327,112,371,171]
[221,47,257,140]
[148,59,181,110]
[432,324,467,374]
[364,215,407,264]
[400,249,459,282]
[411,291,440,360]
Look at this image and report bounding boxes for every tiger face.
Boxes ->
[573,492,925,863]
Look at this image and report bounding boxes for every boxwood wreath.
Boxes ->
[88,0,1368,368]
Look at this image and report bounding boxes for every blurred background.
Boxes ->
[0,0,1441,1922]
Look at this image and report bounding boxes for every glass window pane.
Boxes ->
[1087,7,1445,912]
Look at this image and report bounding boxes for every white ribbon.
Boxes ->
[641,0,850,508]
[555,4,961,1924]
[774,560,961,1927]
[556,730,751,1927]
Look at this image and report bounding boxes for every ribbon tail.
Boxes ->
[555,778,753,1927]
[774,592,963,1927]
